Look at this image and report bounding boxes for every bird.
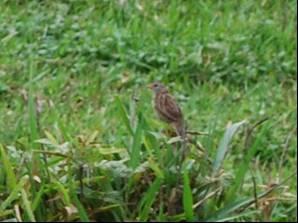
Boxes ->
[148,82,186,141]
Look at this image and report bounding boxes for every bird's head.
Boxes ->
[147,82,168,94]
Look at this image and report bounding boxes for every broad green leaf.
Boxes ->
[0,82,9,93]
[167,136,183,144]
[44,130,59,145]
[98,147,126,155]
[34,138,54,146]
[86,130,99,145]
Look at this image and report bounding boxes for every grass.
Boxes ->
[0,0,297,222]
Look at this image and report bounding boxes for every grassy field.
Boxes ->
[0,0,297,222]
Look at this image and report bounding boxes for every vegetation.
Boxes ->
[0,0,296,221]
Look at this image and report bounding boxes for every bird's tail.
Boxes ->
[173,120,186,140]
[173,120,188,165]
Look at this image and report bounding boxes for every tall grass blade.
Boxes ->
[0,144,16,191]
[129,115,143,169]
[183,171,194,221]
[115,96,134,136]
[213,120,246,175]
[70,188,90,222]
[138,177,163,221]
[21,188,36,222]
[32,185,45,211]
[28,61,39,149]
[227,124,268,201]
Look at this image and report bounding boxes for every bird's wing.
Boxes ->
[156,92,182,123]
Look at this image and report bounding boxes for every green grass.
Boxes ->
[0,0,297,222]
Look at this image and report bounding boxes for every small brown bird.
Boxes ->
[148,82,186,140]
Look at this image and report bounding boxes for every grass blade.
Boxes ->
[28,61,39,148]
[0,144,17,191]
[212,210,260,222]
[21,188,36,222]
[183,171,194,221]
[70,188,90,222]
[213,120,247,175]
[227,124,268,201]
[0,210,14,219]
[53,180,71,205]
[32,185,45,211]
[207,197,254,221]
[115,96,134,136]
[0,175,28,211]
[207,171,295,222]
[138,177,163,221]
[129,115,144,169]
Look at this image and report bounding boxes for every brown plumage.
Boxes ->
[148,82,186,139]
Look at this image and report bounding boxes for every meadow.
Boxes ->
[0,0,297,222]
